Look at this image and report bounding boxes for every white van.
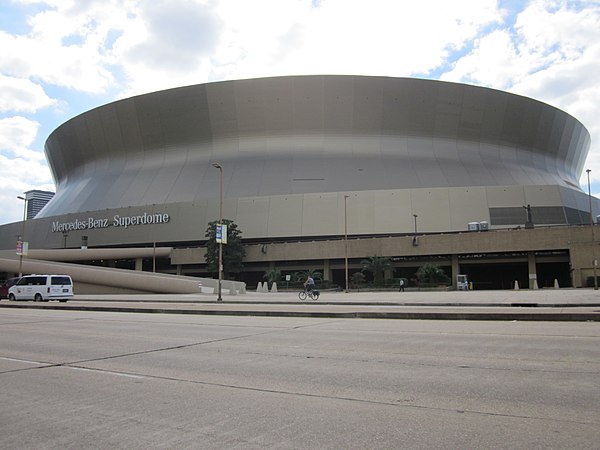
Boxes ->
[8,275,73,302]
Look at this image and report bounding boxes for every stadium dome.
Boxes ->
[38,75,591,241]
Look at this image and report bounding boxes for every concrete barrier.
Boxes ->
[0,257,246,295]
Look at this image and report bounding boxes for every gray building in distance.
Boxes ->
[24,190,55,220]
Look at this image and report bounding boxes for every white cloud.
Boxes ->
[441,1,600,91]
[0,1,122,93]
[0,115,53,224]
[108,0,503,94]
[1,0,505,97]
[440,29,523,88]
[109,0,223,95]
[0,116,42,157]
[0,153,52,185]
[214,0,502,80]
[0,74,55,113]
[514,0,600,60]
[0,152,54,224]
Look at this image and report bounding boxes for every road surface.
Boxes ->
[1,308,599,448]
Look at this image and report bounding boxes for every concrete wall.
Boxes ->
[2,226,599,290]
[2,185,598,252]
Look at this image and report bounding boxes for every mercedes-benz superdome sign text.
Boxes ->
[52,212,170,233]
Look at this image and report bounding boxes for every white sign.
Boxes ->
[16,241,28,256]
[52,212,170,233]
[216,224,228,244]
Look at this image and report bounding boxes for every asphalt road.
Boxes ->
[1,309,599,449]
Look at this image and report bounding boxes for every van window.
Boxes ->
[51,276,72,286]
[18,276,46,286]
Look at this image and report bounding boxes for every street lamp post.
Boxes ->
[212,162,224,301]
[412,214,418,246]
[344,195,349,293]
[586,169,597,290]
[17,195,27,276]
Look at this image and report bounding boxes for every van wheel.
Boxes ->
[9,293,16,301]
[34,293,43,302]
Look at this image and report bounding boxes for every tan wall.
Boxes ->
[239,226,599,288]
[242,227,581,263]
[4,185,591,254]
[2,225,599,290]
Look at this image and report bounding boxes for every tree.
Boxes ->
[292,269,323,284]
[360,255,393,285]
[263,268,282,285]
[205,219,245,278]
[415,263,450,285]
[350,272,366,290]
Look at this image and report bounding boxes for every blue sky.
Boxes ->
[1,0,600,224]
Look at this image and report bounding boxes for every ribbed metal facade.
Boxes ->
[15,75,591,247]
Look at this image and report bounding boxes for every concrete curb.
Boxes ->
[2,302,599,321]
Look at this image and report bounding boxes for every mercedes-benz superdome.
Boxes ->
[0,75,597,291]
[22,75,594,247]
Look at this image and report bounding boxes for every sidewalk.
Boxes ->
[2,288,600,321]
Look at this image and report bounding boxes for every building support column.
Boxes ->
[451,254,459,290]
[384,268,393,282]
[323,259,331,282]
[135,257,143,271]
[528,251,538,289]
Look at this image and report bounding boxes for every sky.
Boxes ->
[1,0,600,225]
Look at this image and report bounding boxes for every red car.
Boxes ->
[0,277,21,299]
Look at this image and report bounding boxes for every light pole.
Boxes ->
[17,195,27,276]
[344,195,349,293]
[212,162,224,301]
[586,169,597,290]
[412,214,418,246]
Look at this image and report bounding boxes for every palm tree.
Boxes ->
[263,269,281,287]
[415,263,450,285]
[360,255,393,286]
[293,269,323,284]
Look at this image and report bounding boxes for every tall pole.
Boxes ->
[17,195,27,276]
[344,195,349,293]
[586,169,597,290]
[412,214,419,246]
[212,163,224,301]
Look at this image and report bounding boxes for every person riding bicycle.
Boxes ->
[304,275,315,292]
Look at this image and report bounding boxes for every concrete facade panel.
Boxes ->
[301,192,338,236]
[411,188,452,233]
[236,198,270,238]
[486,186,527,207]
[448,187,489,230]
[267,195,303,237]
[524,186,562,207]
[372,190,412,234]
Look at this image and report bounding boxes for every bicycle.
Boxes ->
[298,287,320,301]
